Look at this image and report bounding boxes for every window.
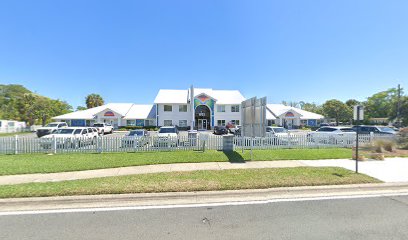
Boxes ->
[179,105,187,112]
[145,119,155,126]
[179,120,188,127]
[217,105,225,112]
[163,120,172,126]
[231,105,240,112]
[164,105,172,112]
[217,120,226,126]
[267,120,275,126]
[127,120,136,126]
[231,120,240,125]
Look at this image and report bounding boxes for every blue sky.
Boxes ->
[0,0,407,108]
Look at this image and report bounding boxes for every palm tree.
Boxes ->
[85,94,104,108]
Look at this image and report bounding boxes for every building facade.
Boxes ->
[53,87,324,130]
[154,88,245,130]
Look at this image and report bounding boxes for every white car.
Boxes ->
[266,127,289,137]
[36,122,68,138]
[154,126,179,147]
[93,123,114,135]
[307,126,356,144]
[40,127,96,149]
[265,126,297,145]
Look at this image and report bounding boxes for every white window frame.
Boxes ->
[145,119,154,126]
[163,120,172,126]
[231,105,240,112]
[231,120,240,125]
[179,120,188,127]
[163,105,173,112]
[217,120,226,126]
[179,105,187,112]
[217,105,225,112]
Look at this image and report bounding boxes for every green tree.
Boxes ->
[86,94,104,108]
[389,95,408,126]
[345,99,360,108]
[322,99,352,125]
[365,88,400,119]
[0,84,72,125]
[302,102,323,114]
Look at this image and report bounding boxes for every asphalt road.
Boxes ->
[1,195,408,240]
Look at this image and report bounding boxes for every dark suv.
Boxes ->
[352,125,396,135]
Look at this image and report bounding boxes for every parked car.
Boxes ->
[154,126,179,147]
[93,123,114,135]
[36,122,68,138]
[307,126,356,144]
[87,127,99,138]
[213,126,229,135]
[39,127,95,149]
[225,122,239,133]
[266,126,289,136]
[121,130,149,148]
[228,125,241,134]
[352,125,397,135]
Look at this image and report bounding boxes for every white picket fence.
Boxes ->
[0,133,396,155]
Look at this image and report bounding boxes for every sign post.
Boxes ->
[353,105,364,173]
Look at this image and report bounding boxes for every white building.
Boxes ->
[154,88,245,130]
[53,103,156,129]
[0,120,27,133]
[266,104,324,129]
[53,87,324,130]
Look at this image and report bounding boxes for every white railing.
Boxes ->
[0,133,396,155]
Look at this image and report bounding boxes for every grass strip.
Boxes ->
[0,167,379,198]
[0,149,352,176]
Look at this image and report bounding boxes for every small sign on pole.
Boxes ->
[353,105,364,121]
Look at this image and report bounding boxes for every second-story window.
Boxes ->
[164,105,172,112]
[179,105,187,112]
[217,105,225,112]
[231,105,240,112]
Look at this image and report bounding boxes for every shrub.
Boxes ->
[373,139,396,153]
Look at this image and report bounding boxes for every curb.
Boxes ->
[1,182,408,212]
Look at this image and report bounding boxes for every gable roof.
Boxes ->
[154,88,246,104]
[53,103,155,120]
[266,104,324,120]
[123,105,156,119]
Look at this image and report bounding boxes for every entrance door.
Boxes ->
[198,119,207,130]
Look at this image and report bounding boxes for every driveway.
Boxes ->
[302,158,408,182]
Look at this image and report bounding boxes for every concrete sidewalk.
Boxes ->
[0,157,407,185]
[302,157,408,182]
[0,160,308,185]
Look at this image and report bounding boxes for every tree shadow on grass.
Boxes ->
[222,150,246,163]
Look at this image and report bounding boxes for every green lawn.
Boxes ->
[0,149,352,176]
[0,167,379,198]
